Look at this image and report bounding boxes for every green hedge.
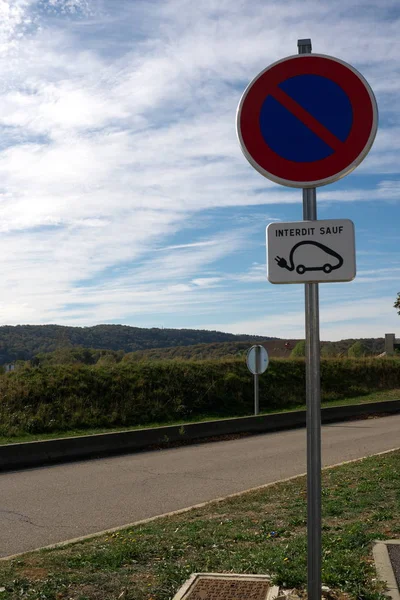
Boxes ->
[0,358,399,436]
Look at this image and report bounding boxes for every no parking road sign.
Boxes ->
[236,54,378,188]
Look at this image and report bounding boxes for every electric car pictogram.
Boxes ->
[275,241,344,275]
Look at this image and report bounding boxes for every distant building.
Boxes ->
[384,333,400,355]
[4,363,15,373]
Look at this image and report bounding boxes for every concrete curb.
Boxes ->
[1,447,399,562]
[1,398,400,472]
[373,540,400,600]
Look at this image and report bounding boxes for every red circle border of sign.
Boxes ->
[236,54,378,188]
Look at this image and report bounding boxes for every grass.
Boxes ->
[1,450,399,600]
[0,388,399,446]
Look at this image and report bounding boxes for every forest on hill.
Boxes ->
[124,337,386,361]
[23,337,386,367]
[0,324,271,364]
[27,341,274,367]
[324,337,385,356]
[124,341,258,362]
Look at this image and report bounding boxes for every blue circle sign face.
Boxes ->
[260,74,353,162]
[237,55,378,188]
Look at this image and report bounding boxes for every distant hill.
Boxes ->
[124,338,386,362]
[0,324,273,364]
[0,324,386,365]
[124,339,300,362]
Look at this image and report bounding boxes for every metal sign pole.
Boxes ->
[298,39,322,600]
[254,346,260,415]
[304,188,322,600]
[254,373,259,416]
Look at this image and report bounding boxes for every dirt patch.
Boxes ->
[62,584,103,600]
[20,567,49,580]
[129,572,157,584]
[291,590,352,600]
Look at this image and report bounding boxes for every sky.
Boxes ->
[0,0,399,341]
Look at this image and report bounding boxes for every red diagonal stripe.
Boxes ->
[271,86,344,153]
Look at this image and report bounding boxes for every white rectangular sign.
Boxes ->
[267,219,356,284]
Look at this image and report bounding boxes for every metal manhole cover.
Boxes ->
[181,576,271,600]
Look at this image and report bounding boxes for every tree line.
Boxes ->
[9,338,387,369]
[290,339,385,358]
[0,324,270,364]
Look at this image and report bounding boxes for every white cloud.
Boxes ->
[192,277,222,287]
[161,241,217,251]
[0,0,35,55]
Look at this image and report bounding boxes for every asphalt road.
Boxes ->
[388,545,400,588]
[1,414,400,558]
